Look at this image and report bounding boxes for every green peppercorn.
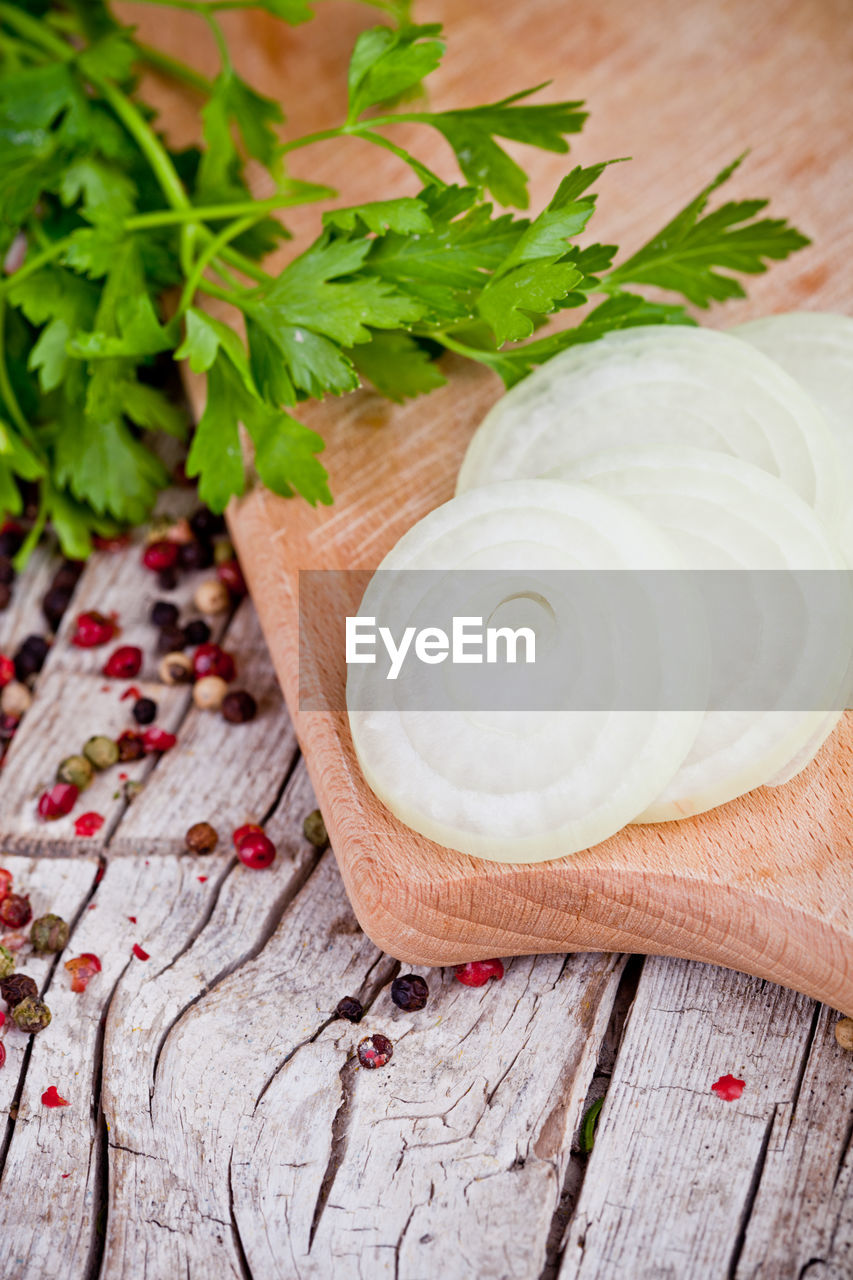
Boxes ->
[57,754,94,790]
[83,735,119,770]
[30,913,70,954]
[303,808,328,849]
[0,945,14,979]
[214,538,235,566]
[12,995,51,1033]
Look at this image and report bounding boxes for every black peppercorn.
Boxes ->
[0,557,14,585]
[190,508,225,540]
[390,974,429,1012]
[183,619,211,646]
[178,539,213,571]
[336,996,364,1023]
[157,566,178,591]
[222,691,257,724]
[156,624,187,654]
[42,585,73,630]
[0,583,10,611]
[357,1033,393,1069]
[12,996,52,1034]
[14,634,49,681]
[0,973,37,1007]
[132,697,157,725]
[150,600,179,629]
[0,529,22,559]
[50,561,83,593]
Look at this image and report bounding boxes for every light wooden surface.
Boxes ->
[1,532,852,1279]
[139,0,853,1003]
[2,3,852,1276]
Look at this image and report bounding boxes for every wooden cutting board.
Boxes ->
[133,0,853,1010]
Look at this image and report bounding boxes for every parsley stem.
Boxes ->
[280,122,444,186]
[280,127,348,157]
[178,215,258,314]
[12,486,48,573]
[201,10,231,72]
[0,239,67,297]
[125,189,334,229]
[0,3,72,59]
[433,333,500,367]
[0,298,31,439]
[211,244,272,284]
[88,76,191,214]
[358,131,444,186]
[134,41,213,95]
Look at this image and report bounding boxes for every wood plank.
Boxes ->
[230,950,624,1279]
[557,958,822,1279]
[0,854,101,1279]
[0,543,61,655]
[0,528,234,853]
[733,1003,853,1277]
[111,599,298,855]
[100,830,363,1279]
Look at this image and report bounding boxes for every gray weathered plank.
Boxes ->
[111,599,298,855]
[231,949,624,1280]
[734,1003,853,1278]
[558,957,824,1280]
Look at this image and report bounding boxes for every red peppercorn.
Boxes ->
[192,643,236,683]
[0,868,12,902]
[357,1033,394,1069]
[236,831,276,870]
[217,559,247,597]
[103,646,142,679]
[132,943,149,961]
[41,1086,70,1108]
[454,959,505,987]
[0,893,31,928]
[93,533,131,552]
[38,783,79,821]
[0,1041,5,1070]
[232,823,263,848]
[142,726,176,754]
[65,953,102,993]
[74,812,104,837]
[0,654,13,687]
[142,540,179,572]
[71,611,116,648]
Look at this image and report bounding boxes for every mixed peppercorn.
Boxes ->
[0,507,262,831]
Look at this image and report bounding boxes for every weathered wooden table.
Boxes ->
[0,526,851,1280]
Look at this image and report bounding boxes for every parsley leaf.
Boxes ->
[347,24,444,120]
[606,156,810,306]
[417,87,587,207]
[350,331,447,401]
[323,197,431,236]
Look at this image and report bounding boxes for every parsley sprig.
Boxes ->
[0,0,809,561]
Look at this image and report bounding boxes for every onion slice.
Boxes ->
[732,312,853,564]
[348,480,706,862]
[457,326,842,531]
[549,447,849,820]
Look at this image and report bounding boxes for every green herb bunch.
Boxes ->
[0,0,808,562]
